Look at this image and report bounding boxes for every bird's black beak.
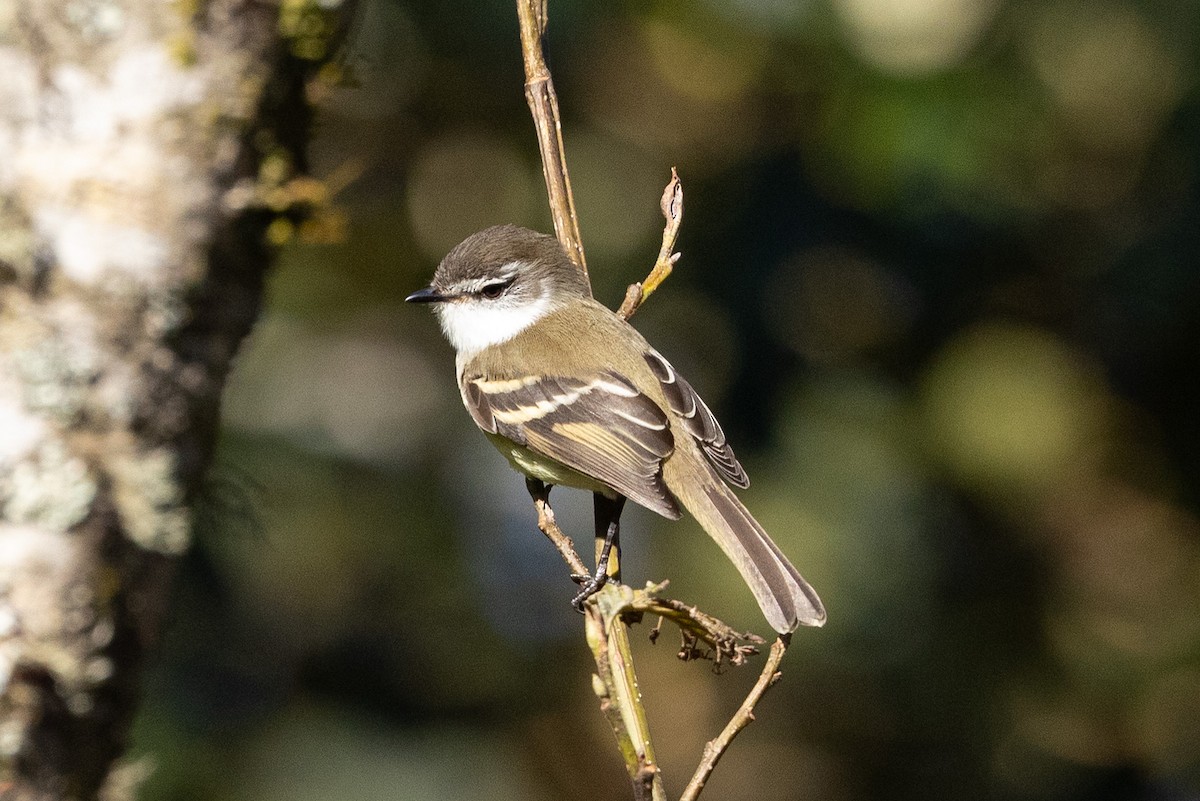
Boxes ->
[405,286,447,304]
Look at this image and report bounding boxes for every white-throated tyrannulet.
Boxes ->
[407,225,824,633]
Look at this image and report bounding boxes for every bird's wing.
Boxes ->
[461,371,681,518]
[643,350,749,489]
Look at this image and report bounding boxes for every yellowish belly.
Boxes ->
[485,432,616,496]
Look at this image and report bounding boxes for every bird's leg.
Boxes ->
[528,477,600,582]
[572,493,626,610]
[525,476,551,505]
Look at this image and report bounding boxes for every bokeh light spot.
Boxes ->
[579,21,763,164]
[222,311,445,465]
[920,323,1109,495]
[1026,3,1185,153]
[641,17,764,103]
[406,131,539,258]
[833,0,1000,75]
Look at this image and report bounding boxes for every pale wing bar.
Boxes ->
[463,372,681,519]
[644,350,750,488]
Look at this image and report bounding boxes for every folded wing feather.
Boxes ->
[462,371,681,518]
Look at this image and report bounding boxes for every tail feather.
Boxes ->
[676,474,826,633]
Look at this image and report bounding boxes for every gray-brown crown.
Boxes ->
[433,225,591,301]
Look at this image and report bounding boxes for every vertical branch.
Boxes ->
[516,1,665,793]
[0,1,354,798]
[515,7,794,801]
[516,0,588,278]
[601,608,665,801]
[587,610,660,801]
[529,483,664,800]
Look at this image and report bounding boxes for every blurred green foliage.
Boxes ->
[133,0,1200,799]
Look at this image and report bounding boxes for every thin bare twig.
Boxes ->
[516,0,588,277]
[618,169,684,320]
[679,637,790,801]
[636,589,765,667]
[531,488,589,577]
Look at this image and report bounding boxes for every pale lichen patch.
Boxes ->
[0,366,48,466]
[34,205,170,286]
[1,440,97,532]
[49,48,205,142]
[109,447,190,555]
[63,0,127,42]
[0,523,117,746]
[6,299,104,426]
[7,45,213,289]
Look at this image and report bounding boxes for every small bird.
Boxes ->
[407,225,825,632]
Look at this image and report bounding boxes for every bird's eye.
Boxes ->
[479,279,512,299]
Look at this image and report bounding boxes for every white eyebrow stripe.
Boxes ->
[446,269,522,297]
[496,260,526,279]
[455,278,491,294]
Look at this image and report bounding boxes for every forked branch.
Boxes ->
[514,3,790,800]
[680,637,790,801]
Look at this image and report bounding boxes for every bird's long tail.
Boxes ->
[673,470,825,633]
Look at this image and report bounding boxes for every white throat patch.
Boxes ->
[435,294,553,358]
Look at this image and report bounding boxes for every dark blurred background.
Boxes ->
[131,1,1200,799]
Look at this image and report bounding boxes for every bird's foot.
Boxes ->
[570,567,610,611]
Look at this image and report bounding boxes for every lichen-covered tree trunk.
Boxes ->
[0,2,349,798]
